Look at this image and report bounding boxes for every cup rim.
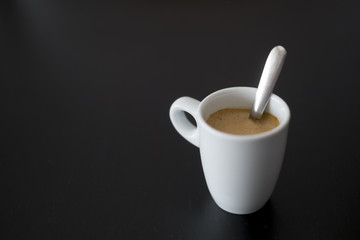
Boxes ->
[198,87,291,140]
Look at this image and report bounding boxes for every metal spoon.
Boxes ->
[250,46,287,120]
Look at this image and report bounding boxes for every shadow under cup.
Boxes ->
[196,87,290,214]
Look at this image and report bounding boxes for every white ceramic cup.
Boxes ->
[169,87,290,214]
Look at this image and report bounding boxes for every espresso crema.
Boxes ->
[206,108,279,135]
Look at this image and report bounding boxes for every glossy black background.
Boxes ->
[2,0,360,239]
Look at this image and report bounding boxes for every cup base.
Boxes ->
[213,198,267,215]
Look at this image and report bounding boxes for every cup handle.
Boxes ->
[169,97,200,148]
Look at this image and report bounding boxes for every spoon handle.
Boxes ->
[250,46,287,119]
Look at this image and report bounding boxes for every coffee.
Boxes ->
[206,108,279,135]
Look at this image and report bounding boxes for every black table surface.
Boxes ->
[2,0,360,239]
